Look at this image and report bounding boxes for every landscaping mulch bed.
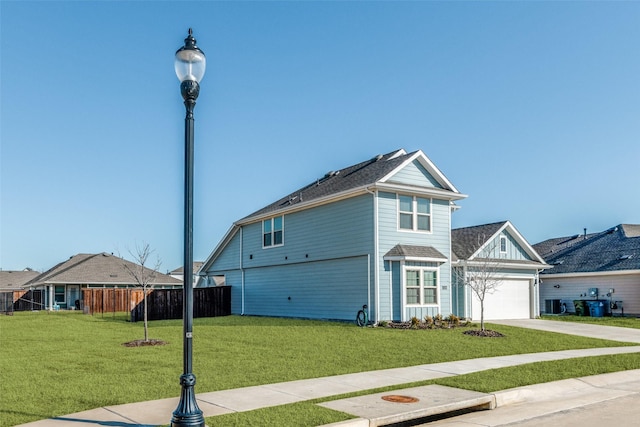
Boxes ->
[122,339,168,347]
[463,329,505,337]
[383,320,506,337]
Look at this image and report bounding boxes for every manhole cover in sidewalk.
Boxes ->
[381,395,419,403]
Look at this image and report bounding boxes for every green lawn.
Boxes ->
[541,314,640,329]
[209,353,640,426]
[1,312,638,427]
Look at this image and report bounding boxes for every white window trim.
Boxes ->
[402,265,440,307]
[500,236,507,253]
[397,194,432,233]
[262,216,284,249]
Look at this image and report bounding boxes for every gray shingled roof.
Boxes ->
[536,224,640,274]
[532,232,598,258]
[385,244,447,260]
[0,270,40,290]
[170,262,203,275]
[451,221,507,260]
[24,253,183,287]
[241,149,457,221]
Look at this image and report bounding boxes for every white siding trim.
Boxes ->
[375,182,467,201]
[373,189,380,323]
[543,270,640,278]
[240,226,245,315]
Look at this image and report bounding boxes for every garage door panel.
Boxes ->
[471,279,531,320]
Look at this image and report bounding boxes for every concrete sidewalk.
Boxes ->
[16,320,640,427]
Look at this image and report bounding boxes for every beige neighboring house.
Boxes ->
[534,224,640,316]
[24,253,182,310]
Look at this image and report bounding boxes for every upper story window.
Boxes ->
[500,236,507,253]
[263,216,283,248]
[398,195,431,232]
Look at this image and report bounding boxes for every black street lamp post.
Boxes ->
[171,28,206,427]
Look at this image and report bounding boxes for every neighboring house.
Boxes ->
[534,224,640,316]
[169,262,206,287]
[200,148,474,322]
[450,221,549,321]
[24,253,183,310]
[0,269,40,311]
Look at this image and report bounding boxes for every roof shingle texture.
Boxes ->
[451,221,507,260]
[241,149,423,220]
[385,244,447,260]
[0,270,40,290]
[24,253,182,287]
[535,225,640,274]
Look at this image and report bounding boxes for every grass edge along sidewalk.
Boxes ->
[203,352,640,426]
[1,312,638,427]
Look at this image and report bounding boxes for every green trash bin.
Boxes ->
[573,300,588,316]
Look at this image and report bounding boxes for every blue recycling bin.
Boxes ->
[588,301,605,317]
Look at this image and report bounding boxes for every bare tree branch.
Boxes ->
[453,235,503,331]
[119,242,162,342]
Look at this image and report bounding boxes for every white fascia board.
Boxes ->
[384,256,448,263]
[29,281,158,287]
[374,182,467,201]
[501,221,548,264]
[199,225,240,273]
[467,221,546,265]
[542,269,640,278]
[468,226,504,261]
[461,259,551,270]
[379,150,461,193]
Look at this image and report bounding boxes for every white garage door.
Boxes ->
[471,279,531,321]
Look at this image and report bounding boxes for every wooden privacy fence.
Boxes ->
[82,287,231,321]
[131,287,231,321]
[82,288,144,316]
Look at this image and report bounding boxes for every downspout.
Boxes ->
[365,187,379,323]
[534,269,542,318]
[448,202,453,316]
[462,260,470,319]
[240,226,245,315]
[367,254,371,321]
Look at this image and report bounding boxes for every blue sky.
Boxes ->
[1,1,639,272]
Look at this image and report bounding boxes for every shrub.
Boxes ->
[424,315,434,328]
[410,316,421,329]
[447,314,460,326]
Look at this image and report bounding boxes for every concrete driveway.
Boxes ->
[491,318,640,343]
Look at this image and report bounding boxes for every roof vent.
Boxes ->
[372,154,383,161]
[324,170,340,178]
[552,260,564,265]
[619,254,633,260]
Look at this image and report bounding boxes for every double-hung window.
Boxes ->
[263,216,283,248]
[405,269,438,305]
[398,195,431,232]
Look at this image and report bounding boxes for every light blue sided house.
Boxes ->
[199,149,545,322]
